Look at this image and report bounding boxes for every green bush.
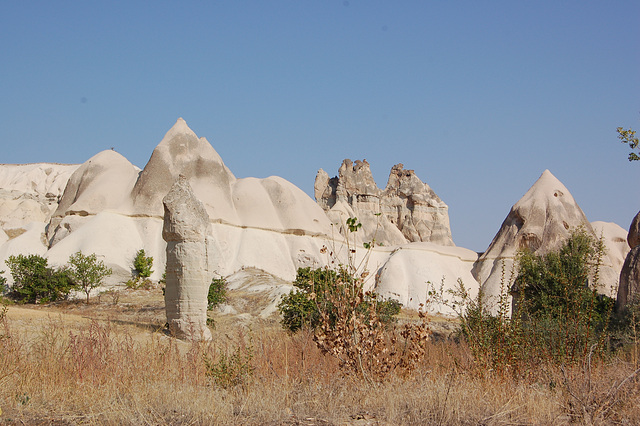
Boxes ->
[5,254,74,303]
[208,276,228,310]
[0,271,6,295]
[133,249,153,279]
[278,266,402,333]
[512,228,614,364]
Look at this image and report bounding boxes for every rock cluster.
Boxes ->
[315,159,454,247]
[37,118,334,283]
[163,175,213,340]
[617,212,640,311]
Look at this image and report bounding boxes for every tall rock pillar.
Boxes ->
[162,175,212,340]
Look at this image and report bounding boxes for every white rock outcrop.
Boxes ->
[163,176,213,340]
[592,221,630,276]
[0,122,627,323]
[375,243,479,315]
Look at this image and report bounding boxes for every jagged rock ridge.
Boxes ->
[315,159,454,247]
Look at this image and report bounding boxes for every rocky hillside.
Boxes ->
[0,120,629,315]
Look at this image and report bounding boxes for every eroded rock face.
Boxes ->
[163,176,213,340]
[0,163,78,238]
[617,212,640,312]
[315,159,454,247]
[618,246,640,311]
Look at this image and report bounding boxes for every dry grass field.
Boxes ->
[0,287,639,425]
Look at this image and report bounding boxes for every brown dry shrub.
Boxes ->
[312,276,431,383]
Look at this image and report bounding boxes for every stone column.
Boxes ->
[162,175,212,340]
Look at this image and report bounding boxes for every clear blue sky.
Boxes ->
[1,1,639,252]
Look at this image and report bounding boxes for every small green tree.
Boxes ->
[208,276,228,310]
[67,251,112,304]
[617,127,639,161]
[6,254,73,303]
[133,249,153,279]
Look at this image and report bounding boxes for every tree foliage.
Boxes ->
[67,251,112,304]
[511,228,614,363]
[5,254,73,303]
[617,127,639,161]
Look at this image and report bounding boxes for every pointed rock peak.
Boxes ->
[535,169,561,186]
[159,117,198,144]
[519,169,572,203]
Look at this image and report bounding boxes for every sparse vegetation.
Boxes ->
[203,335,254,389]
[1,223,639,423]
[440,229,620,378]
[0,296,639,424]
[279,218,426,383]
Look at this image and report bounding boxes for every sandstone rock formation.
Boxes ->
[473,170,621,307]
[315,159,454,247]
[617,212,640,311]
[375,243,479,314]
[163,176,213,340]
[47,150,140,246]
